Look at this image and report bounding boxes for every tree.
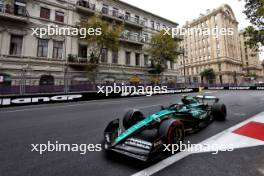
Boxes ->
[200,68,216,84]
[80,16,123,83]
[146,30,179,75]
[80,16,123,67]
[241,0,264,50]
[245,72,257,78]
[244,26,264,51]
[243,0,264,28]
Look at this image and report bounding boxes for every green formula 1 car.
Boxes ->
[104,95,227,161]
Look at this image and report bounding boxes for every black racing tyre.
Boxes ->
[123,109,144,129]
[159,119,184,145]
[212,103,227,121]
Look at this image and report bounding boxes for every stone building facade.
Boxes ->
[177,4,244,84]
[0,0,180,88]
[239,31,263,80]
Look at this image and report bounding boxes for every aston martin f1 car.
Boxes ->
[104,95,227,161]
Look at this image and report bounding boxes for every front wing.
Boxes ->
[104,119,163,161]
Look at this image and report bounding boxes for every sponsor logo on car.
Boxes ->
[125,138,152,150]
[153,140,162,148]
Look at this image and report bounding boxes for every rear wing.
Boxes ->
[195,95,219,103]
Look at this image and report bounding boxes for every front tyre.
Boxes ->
[159,119,185,145]
[123,109,144,129]
[212,103,227,121]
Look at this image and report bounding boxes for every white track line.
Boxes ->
[258,168,264,175]
[132,112,264,176]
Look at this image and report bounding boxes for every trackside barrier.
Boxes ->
[0,88,199,107]
[2,86,262,107]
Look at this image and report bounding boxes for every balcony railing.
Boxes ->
[120,32,146,45]
[76,0,96,13]
[124,16,145,26]
[101,7,125,21]
[68,55,90,64]
[101,7,145,27]
[0,4,28,18]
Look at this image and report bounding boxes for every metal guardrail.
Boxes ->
[1,83,264,96]
[0,83,184,95]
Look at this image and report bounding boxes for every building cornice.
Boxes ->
[183,4,238,27]
[117,0,178,26]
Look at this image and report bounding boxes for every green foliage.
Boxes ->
[146,30,179,74]
[200,68,216,81]
[3,0,14,3]
[245,72,257,77]
[243,0,264,28]
[244,26,264,51]
[242,0,264,50]
[80,16,123,65]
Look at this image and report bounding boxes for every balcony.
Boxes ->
[0,4,29,23]
[101,8,145,29]
[120,32,145,46]
[124,16,145,29]
[76,0,96,15]
[68,54,90,65]
[101,7,125,23]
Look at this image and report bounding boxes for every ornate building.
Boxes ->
[0,0,180,90]
[239,31,263,80]
[177,4,244,84]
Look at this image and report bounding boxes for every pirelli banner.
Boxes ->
[0,88,199,107]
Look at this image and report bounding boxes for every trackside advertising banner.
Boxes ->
[0,88,198,107]
[205,86,264,90]
[2,87,263,107]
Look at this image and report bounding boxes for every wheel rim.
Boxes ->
[169,125,182,144]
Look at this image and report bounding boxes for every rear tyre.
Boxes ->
[123,109,144,129]
[159,119,184,145]
[212,103,227,121]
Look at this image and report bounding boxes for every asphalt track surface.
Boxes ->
[0,91,264,176]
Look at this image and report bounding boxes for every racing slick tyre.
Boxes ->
[159,119,185,145]
[123,109,145,129]
[212,103,227,121]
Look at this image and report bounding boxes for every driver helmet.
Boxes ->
[182,96,196,104]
